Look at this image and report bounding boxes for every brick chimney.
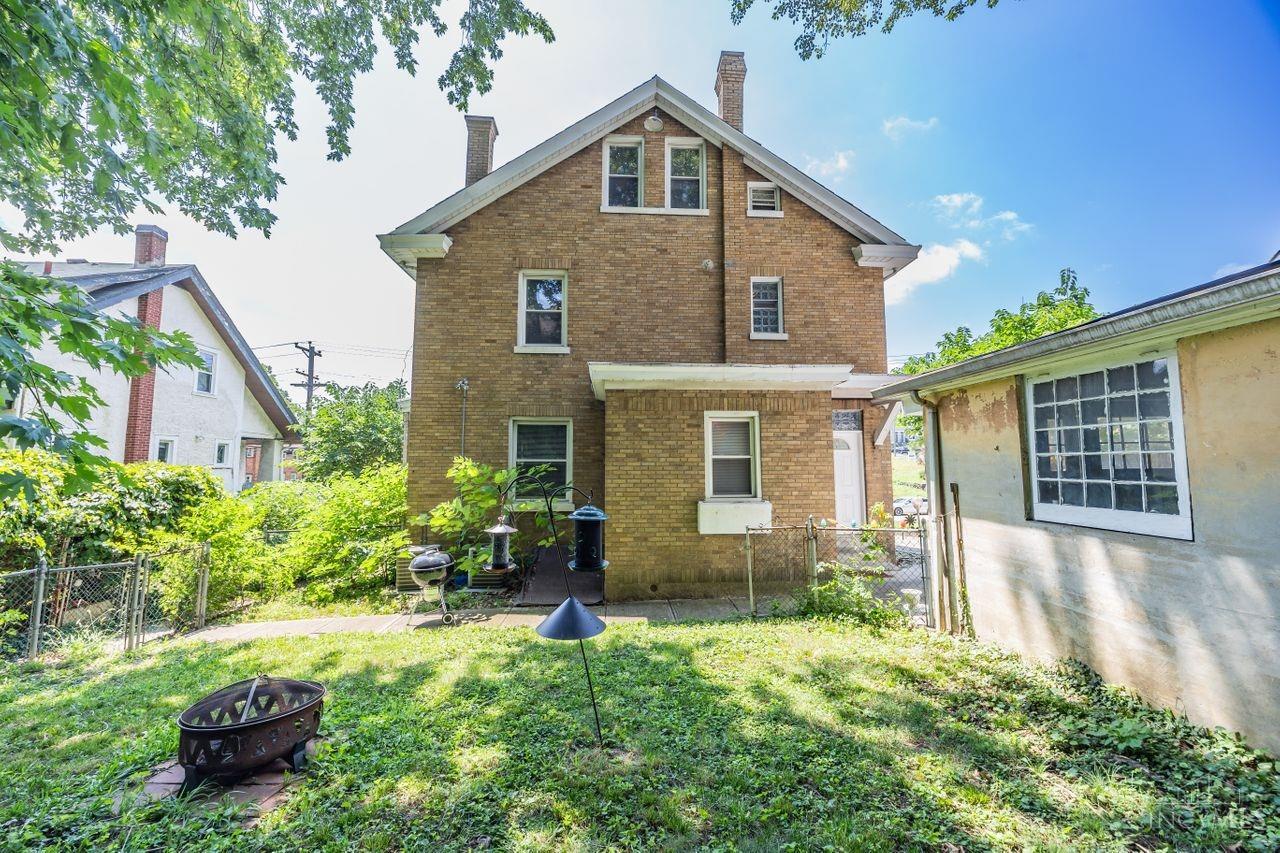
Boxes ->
[715,51,747,131]
[134,224,168,267]
[464,115,498,186]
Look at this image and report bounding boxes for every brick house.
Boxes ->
[16,226,298,491]
[381,53,919,599]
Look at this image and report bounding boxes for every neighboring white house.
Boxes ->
[15,225,298,491]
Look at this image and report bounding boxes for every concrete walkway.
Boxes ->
[186,596,790,644]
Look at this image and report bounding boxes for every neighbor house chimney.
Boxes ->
[715,51,747,131]
[464,115,498,186]
[134,224,168,267]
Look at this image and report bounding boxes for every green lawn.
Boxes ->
[2,621,1276,850]
[893,453,926,498]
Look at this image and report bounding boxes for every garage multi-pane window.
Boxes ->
[1027,353,1191,538]
[708,416,758,498]
[605,141,641,207]
[511,420,571,497]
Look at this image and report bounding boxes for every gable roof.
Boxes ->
[872,258,1280,401]
[28,262,299,438]
[379,76,918,276]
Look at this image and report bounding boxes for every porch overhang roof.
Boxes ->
[588,362,853,400]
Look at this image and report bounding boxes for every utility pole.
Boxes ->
[291,340,322,411]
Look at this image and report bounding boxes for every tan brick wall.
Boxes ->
[604,389,835,600]
[406,108,891,592]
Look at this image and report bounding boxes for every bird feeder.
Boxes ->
[567,503,608,573]
[484,516,519,574]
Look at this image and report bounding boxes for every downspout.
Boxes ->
[914,390,959,634]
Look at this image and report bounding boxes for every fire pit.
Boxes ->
[177,675,325,791]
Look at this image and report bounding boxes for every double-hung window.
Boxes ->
[747,182,782,217]
[750,277,785,339]
[516,271,568,353]
[666,138,705,210]
[156,439,174,463]
[215,441,230,466]
[602,137,642,208]
[1025,351,1192,539]
[705,412,760,499]
[194,349,216,395]
[510,418,572,502]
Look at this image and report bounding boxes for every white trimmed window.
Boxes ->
[705,412,761,499]
[750,277,786,340]
[1025,351,1192,539]
[509,418,572,501]
[156,438,175,463]
[747,181,782,217]
[666,138,705,210]
[516,271,568,353]
[214,441,230,466]
[194,349,216,395]
[602,137,643,208]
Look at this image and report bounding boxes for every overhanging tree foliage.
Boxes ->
[730,0,1006,58]
[299,380,406,480]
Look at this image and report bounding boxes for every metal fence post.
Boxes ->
[123,555,143,651]
[195,542,211,629]
[26,556,48,658]
[804,515,819,587]
[744,528,756,617]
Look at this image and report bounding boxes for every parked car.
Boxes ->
[893,497,928,516]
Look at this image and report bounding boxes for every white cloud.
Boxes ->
[932,192,1033,241]
[882,115,939,141]
[1213,261,1250,278]
[803,149,855,179]
[885,239,983,305]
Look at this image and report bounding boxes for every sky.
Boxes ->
[14,0,1280,401]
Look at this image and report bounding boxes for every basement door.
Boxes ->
[833,430,866,526]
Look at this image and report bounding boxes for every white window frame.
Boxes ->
[1022,347,1193,540]
[600,135,644,212]
[747,181,783,218]
[749,276,787,340]
[665,137,707,213]
[704,411,762,500]
[193,348,217,396]
[515,270,569,354]
[508,417,574,510]
[214,440,231,466]
[155,437,177,464]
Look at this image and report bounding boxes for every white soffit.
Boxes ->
[377,233,453,276]
[588,362,853,400]
[379,76,918,277]
[832,373,900,399]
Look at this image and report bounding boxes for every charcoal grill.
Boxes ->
[177,675,325,791]
[408,544,458,625]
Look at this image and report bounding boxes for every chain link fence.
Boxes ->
[0,544,212,660]
[745,518,932,626]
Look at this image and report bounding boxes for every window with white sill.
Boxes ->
[747,182,782,217]
[509,419,572,500]
[1025,351,1193,539]
[194,349,216,395]
[751,277,785,339]
[706,414,760,499]
[517,271,567,351]
[603,138,642,208]
[666,139,705,210]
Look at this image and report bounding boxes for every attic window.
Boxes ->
[747,182,782,217]
[602,137,642,209]
[666,138,705,210]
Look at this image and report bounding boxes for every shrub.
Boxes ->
[793,561,909,628]
[283,464,408,603]
[239,480,328,534]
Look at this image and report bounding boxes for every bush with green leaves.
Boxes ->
[793,561,909,628]
[283,464,408,603]
[239,480,328,534]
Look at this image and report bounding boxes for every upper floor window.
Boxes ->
[705,412,760,499]
[516,271,568,353]
[1024,351,1192,539]
[666,138,705,210]
[194,349,216,395]
[747,182,782,217]
[602,137,643,208]
[750,277,786,340]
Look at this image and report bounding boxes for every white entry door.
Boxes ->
[833,430,866,526]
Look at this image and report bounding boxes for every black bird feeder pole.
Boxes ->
[490,474,608,747]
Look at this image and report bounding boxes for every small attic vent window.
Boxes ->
[747,182,782,217]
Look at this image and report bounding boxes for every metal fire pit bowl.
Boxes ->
[177,675,325,791]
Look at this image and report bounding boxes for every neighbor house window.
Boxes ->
[602,137,643,208]
[666,138,705,210]
[215,441,230,465]
[750,277,786,339]
[156,439,174,463]
[516,271,568,352]
[194,349,216,394]
[747,182,782,217]
[509,419,572,499]
[1025,351,1192,539]
[705,412,761,499]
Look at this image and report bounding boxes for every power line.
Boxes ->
[289,341,322,412]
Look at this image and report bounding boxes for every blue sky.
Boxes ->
[24,0,1280,390]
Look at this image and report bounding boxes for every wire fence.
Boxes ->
[745,517,932,626]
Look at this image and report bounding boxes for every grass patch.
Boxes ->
[1,622,1276,850]
[893,454,925,498]
[224,586,407,623]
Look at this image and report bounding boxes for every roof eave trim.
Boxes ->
[587,362,853,400]
[377,233,453,278]
[853,244,922,280]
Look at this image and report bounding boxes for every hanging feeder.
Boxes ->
[567,503,608,573]
[483,515,519,574]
